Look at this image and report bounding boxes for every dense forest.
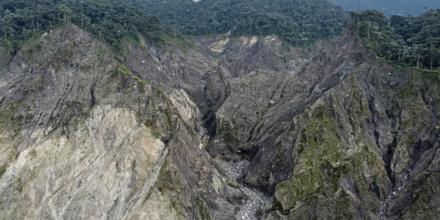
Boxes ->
[0,0,439,70]
[0,0,165,49]
[0,0,351,48]
[353,9,440,70]
[330,0,440,16]
[129,0,350,46]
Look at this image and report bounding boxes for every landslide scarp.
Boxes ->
[200,32,440,219]
[0,24,245,220]
[0,2,439,219]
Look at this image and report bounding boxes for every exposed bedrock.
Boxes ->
[0,25,439,220]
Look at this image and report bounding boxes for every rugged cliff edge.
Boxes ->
[0,24,439,220]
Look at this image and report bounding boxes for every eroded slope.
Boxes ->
[0,23,439,220]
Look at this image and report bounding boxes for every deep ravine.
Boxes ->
[379,164,415,219]
[214,159,272,220]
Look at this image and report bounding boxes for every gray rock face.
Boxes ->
[202,33,440,219]
[0,24,439,220]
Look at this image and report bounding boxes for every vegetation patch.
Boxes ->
[275,105,346,210]
[0,165,6,177]
[130,0,349,46]
[0,100,24,133]
[153,159,187,218]
[352,9,440,70]
[276,102,388,218]
[0,0,167,50]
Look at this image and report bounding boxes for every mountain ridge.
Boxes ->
[0,0,439,219]
[329,0,440,16]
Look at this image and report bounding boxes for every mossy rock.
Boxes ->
[195,196,212,220]
[402,175,440,219]
[0,165,7,178]
[275,102,387,217]
[275,104,345,210]
[116,64,132,77]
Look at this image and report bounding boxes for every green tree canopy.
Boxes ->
[0,0,166,50]
[353,9,440,70]
[131,0,350,46]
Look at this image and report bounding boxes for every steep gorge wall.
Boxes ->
[202,32,440,219]
[0,25,243,220]
[0,24,439,220]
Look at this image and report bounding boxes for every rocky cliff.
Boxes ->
[0,24,439,220]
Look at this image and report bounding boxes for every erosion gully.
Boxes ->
[214,159,272,220]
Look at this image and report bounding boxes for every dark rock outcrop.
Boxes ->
[0,24,439,220]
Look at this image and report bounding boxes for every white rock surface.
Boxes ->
[0,105,174,220]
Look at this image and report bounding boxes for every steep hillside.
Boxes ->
[130,0,349,45]
[199,32,440,219]
[0,24,244,220]
[0,0,439,220]
[352,9,440,70]
[329,0,440,16]
[0,0,166,49]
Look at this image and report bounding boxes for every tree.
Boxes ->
[0,0,167,50]
[2,10,15,40]
[353,9,440,70]
[58,4,72,24]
